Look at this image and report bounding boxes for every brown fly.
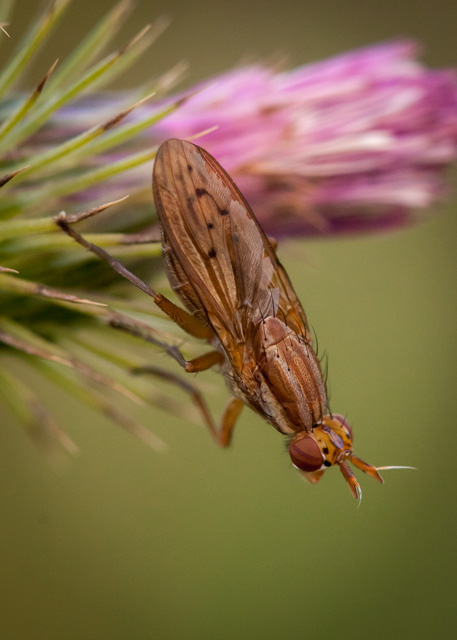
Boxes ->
[58,138,411,501]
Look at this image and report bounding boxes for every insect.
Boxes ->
[152,139,387,501]
[59,138,406,501]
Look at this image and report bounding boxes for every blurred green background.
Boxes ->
[1,1,456,638]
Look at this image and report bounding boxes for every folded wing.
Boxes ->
[153,139,312,369]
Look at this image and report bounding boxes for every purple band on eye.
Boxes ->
[289,435,324,472]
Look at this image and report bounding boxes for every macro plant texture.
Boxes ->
[0,0,456,456]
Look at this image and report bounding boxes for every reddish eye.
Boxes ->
[289,436,323,472]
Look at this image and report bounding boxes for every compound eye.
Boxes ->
[289,436,323,472]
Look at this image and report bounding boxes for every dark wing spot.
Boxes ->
[207,222,214,229]
[196,188,207,197]
[187,164,193,172]
[323,447,329,454]
[208,248,217,258]
[187,196,195,206]
[219,208,229,216]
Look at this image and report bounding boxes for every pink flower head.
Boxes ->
[154,41,457,236]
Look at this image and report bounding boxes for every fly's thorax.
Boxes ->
[288,414,354,482]
[252,316,327,433]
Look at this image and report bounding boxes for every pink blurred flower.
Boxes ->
[43,40,457,237]
[154,40,457,236]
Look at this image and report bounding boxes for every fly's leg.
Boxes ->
[167,349,241,443]
[213,397,244,447]
[105,310,197,371]
[56,213,214,341]
[348,454,384,483]
[153,292,213,340]
[57,216,226,369]
[56,214,243,444]
[109,312,223,373]
[184,350,225,373]
[134,365,243,447]
[339,460,362,501]
[132,364,218,437]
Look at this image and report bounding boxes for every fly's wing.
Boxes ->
[153,139,311,369]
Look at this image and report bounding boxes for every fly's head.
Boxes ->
[288,414,384,501]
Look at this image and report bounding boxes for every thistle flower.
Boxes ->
[39,40,457,236]
[154,40,457,236]
[0,1,456,456]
